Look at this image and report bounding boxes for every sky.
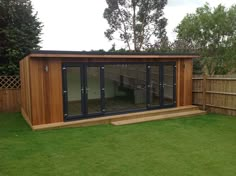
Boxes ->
[31,0,236,51]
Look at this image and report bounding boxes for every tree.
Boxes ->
[0,0,42,75]
[175,3,236,75]
[103,0,168,51]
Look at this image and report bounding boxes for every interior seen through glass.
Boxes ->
[66,64,175,117]
[67,67,81,115]
[104,64,147,112]
[87,66,101,114]
[150,65,160,106]
[163,65,174,105]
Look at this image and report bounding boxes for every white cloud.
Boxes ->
[168,0,202,7]
[165,1,205,42]
[32,0,112,51]
[31,0,236,50]
[165,0,235,42]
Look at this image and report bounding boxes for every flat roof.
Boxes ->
[27,50,200,59]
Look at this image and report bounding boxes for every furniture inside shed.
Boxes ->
[20,51,203,130]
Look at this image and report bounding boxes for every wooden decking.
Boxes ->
[32,105,206,130]
[111,109,205,126]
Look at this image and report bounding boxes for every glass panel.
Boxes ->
[150,65,160,106]
[104,64,146,112]
[87,66,101,114]
[67,67,81,115]
[163,65,174,105]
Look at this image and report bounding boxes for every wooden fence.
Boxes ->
[0,75,236,116]
[193,75,236,116]
[0,76,21,112]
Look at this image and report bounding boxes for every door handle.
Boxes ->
[81,88,89,94]
[85,87,89,94]
[160,83,166,88]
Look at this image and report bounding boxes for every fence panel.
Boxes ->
[193,75,236,116]
[0,76,21,112]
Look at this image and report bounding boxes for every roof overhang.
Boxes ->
[27,50,200,59]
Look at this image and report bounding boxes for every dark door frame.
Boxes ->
[62,63,104,121]
[161,62,176,107]
[62,62,176,121]
[146,62,176,110]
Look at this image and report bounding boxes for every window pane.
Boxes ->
[67,67,81,115]
[87,66,101,114]
[104,64,146,112]
[150,65,160,106]
[163,65,174,105]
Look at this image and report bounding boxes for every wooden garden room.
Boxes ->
[20,50,204,130]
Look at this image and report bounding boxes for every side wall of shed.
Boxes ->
[20,57,32,126]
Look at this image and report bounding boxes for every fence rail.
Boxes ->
[193,75,236,116]
[0,76,21,112]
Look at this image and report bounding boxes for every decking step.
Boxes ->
[110,105,199,122]
[111,110,206,126]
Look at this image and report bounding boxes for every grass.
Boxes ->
[0,113,236,176]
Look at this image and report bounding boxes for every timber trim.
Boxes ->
[21,108,33,128]
[206,104,236,111]
[29,53,199,59]
[26,57,32,122]
[206,91,236,96]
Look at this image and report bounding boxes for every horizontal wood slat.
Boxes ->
[207,78,236,81]
[206,104,236,111]
[111,110,206,126]
[206,91,236,96]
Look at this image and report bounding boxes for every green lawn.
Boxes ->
[0,113,235,176]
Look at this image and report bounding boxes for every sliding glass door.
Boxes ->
[162,64,176,106]
[62,62,176,120]
[62,64,103,120]
[64,66,82,116]
[147,63,176,109]
[149,64,161,108]
[86,66,102,114]
[104,64,147,113]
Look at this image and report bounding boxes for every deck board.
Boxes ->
[111,110,206,126]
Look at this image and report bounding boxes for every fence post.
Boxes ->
[202,74,207,111]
